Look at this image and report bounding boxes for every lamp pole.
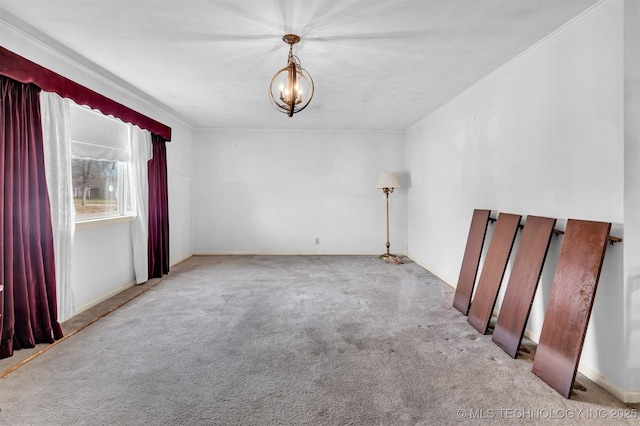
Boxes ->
[381,187,394,259]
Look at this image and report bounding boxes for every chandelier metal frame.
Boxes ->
[268,34,314,117]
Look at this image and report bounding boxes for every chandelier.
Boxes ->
[268,34,314,117]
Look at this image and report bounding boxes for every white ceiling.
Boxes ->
[1,0,600,131]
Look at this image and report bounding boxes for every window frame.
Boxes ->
[69,103,136,223]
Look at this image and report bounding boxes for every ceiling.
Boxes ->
[1,0,600,131]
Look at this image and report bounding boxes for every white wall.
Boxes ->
[406,0,635,399]
[1,19,195,317]
[623,0,640,401]
[71,221,135,311]
[166,123,195,266]
[194,129,406,255]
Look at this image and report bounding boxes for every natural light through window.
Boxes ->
[70,102,133,221]
[71,158,132,220]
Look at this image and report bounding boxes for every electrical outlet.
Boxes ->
[315,238,320,245]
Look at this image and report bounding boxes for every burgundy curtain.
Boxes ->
[1,75,63,359]
[148,134,169,279]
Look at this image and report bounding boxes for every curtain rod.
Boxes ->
[0,46,172,141]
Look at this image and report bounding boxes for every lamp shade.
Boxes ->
[375,172,400,189]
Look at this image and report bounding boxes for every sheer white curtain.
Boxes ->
[129,124,153,284]
[40,91,75,322]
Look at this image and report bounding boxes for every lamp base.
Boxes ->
[379,253,404,264]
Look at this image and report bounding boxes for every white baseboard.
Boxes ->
[523,328,542,344]
[170,252,193,267]
[622,390,640,404]
[577,363,640,403]
[71,254,192,319]
[70,280,136,318]
[405,255,457,288]
[192,251,384,256]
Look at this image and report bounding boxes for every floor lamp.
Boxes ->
[375,172,403,264]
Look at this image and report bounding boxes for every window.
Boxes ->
[71,158,133,220]
[70,102,133,221]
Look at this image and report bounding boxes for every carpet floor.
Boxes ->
[0,255,637,425]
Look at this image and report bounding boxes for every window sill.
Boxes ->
[75,215,134,230]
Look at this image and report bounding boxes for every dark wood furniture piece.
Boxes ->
[453,209,491,315]
[491,215,556,357]
[532,219,610,398]
[467,213,522,334]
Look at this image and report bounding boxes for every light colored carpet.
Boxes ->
[0,255,636,425]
